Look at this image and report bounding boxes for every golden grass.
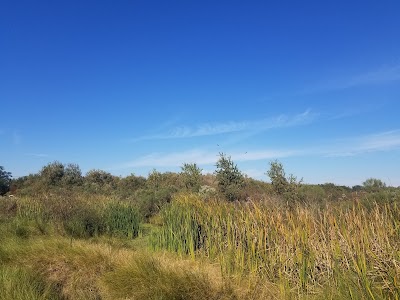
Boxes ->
[152,194,400,299]
[2,192,399,299]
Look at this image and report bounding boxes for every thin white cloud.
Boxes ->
[24,153,49,158]
[115,130,400,172]
[302,64,400,94]
[127,109,316,142]
[347,65,400,87]
[114,149,299,170]
[325,130,400,157]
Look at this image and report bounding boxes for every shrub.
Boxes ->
[63,206,105,238]
[0,166,12,196]
[181,163,202,192]
[215,153,245,201]
[267,160,302,204]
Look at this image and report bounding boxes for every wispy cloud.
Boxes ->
[325,130,400,157]
[302,64,400,94]
[128,110,316,142]
[24,153,49,158]
[113,148,299,170]
[115,130,400,172]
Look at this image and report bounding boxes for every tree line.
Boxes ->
[1,153,395,207]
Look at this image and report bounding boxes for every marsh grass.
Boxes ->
[0,266,60,300]
[0,230,239,300]
[101,252,237,300]
[5,194,141,239]
[152,194,400,299]
[1,192,399,299]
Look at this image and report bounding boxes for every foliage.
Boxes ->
[0,166,12,195]
[63,206,105,238]
[181,163,202,192]
[135,187,175,219]
[84,169,117,193]
[267,160,302,203]
[40,161,65,186]
[117,174,146,198]
[62,163,83,186]
[147,169,163,190]
[266,160,288,195]
[215,153,245,201]
[363,177,387,191]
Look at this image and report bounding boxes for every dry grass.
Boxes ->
[152,194,400,299]
[1,192,399,299]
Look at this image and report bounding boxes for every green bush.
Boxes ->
[215,153,245,201]
[0,166,12,196]
[63,207,105,238]
[135,187,175,219]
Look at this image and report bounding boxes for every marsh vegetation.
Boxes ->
[1,158,399,299]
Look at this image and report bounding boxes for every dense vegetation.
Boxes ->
[0,158,399,299]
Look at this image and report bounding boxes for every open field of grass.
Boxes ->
[1,192,399,299]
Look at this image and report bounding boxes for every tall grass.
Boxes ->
[151,194,400,298]
[0,230,238,300]
[5,194,142,239]
[101,253,236,300]
[0,266,60,300]
[104,202,141,238]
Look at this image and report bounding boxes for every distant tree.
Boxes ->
[267,160,288,195]
[267,160,302,203]
[62,163,83,186]
[215,153,245,201]
[352,185,363,192]
[181,163,202,192]
[0,166,12,195]
[85,169,116,192]
[40,161,65,186]
[147,169,162,191]
[118,174,146,194]
[363,178,386,191]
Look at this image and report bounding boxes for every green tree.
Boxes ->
[147,169,162,191]
[267,160,302,203]
[0,166,12,195]
[118,173,146,197]
[40,161,65,186]
[215,153,245,201]
[85,169,117,192]
[267,160,288,195]
[181,163,202,192]
[363,178,386,191]
[62,163,83,186]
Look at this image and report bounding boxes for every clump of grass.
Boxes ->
[24,239,113,300]
[101,252,236,300]
[9,194,142,239]
[103,202,141,238]
[0,266,60,300]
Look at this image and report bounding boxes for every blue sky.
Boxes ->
[1,1,400,186]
